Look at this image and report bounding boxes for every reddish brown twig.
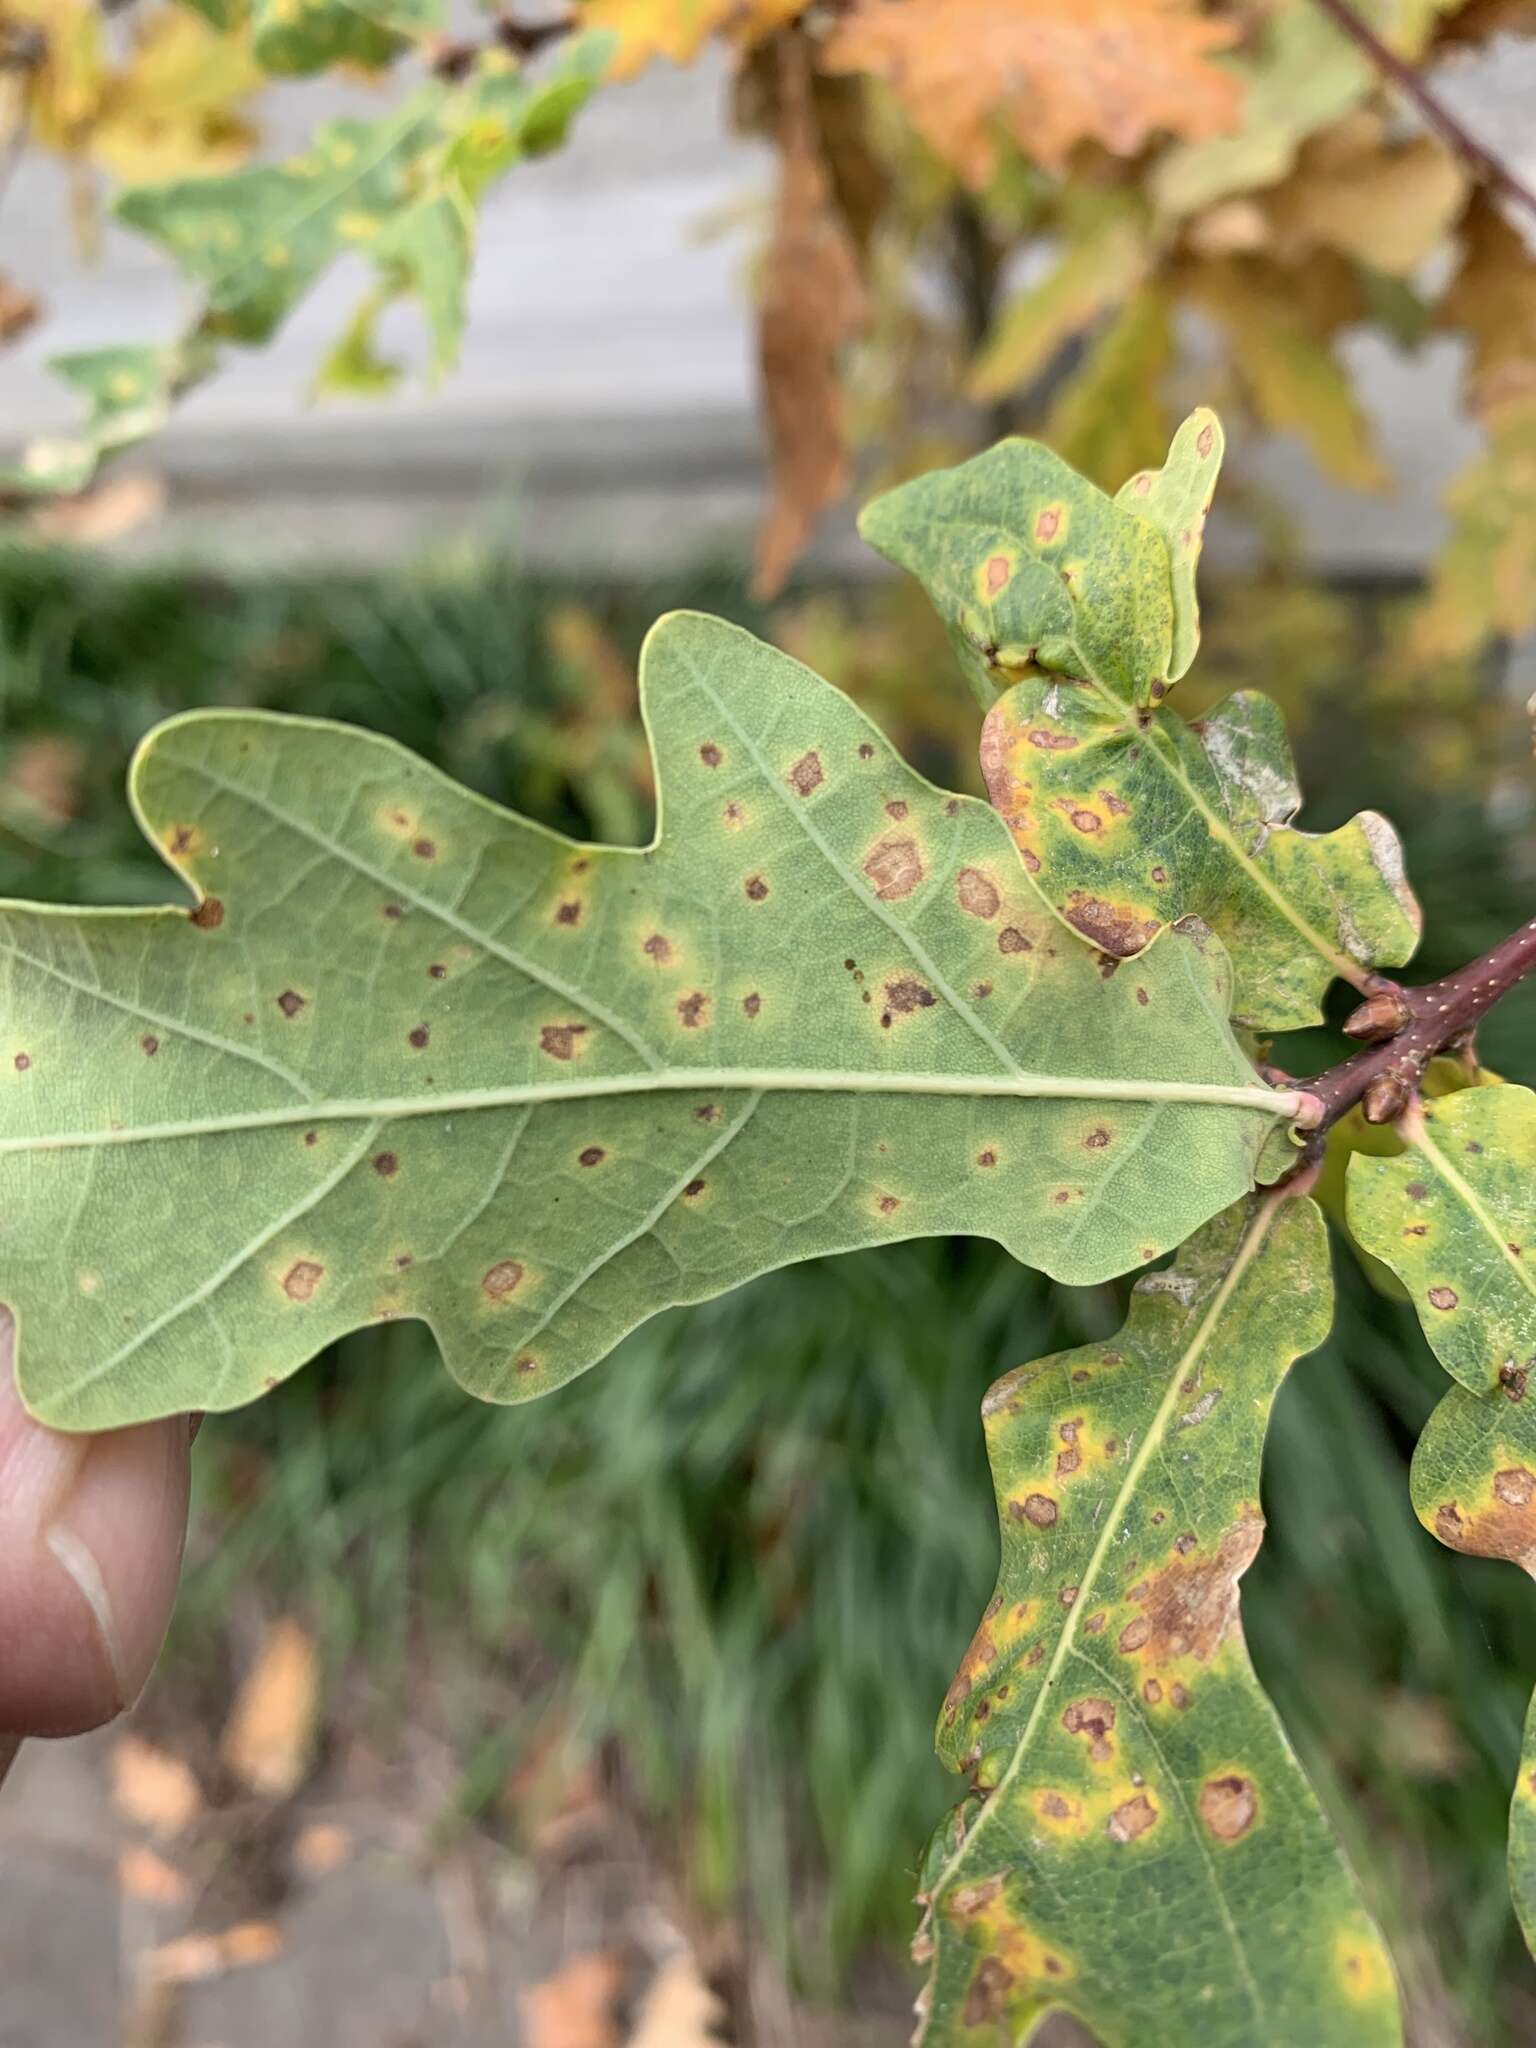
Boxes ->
[1293,914,1536,1135]
[1310,0,1536,228]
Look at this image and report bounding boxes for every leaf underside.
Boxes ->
[861,418,1420,1028]
[0,615,1289,1433]
[916,1194,1401,2047]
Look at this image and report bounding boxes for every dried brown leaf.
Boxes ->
[752,34,867,598]
[117,1846,189,1906]
[520,1949,625,2048]
[628,1948,729,2047]
[220,1618,320,1800]
[110,1736,203,1839]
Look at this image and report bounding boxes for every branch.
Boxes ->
[1310,0,1536,229]
[1292,914,1536,1134]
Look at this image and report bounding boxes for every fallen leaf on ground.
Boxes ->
[520,1949,625,2048]
[118,1845,189,1906]
[292,1821,353,1877]
[143,1920,284,1987]
[220,1618,320,1799]
[111,1736,203,1839]
[628,1947,729,2045]
[0,276,39,346]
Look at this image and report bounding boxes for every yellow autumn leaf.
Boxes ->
[970,198,1149,401]
[10,0,258,183]
[1193,255,1389,491]
[823,0,1242,186]
[577,0,802,78]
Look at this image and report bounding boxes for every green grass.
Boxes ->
[1,541,1533,2032]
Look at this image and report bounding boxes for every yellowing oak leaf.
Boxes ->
[822,0,1242,185]
[576,0,802,77]
[13,0,259,185]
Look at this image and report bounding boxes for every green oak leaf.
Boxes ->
[1409,1374,1536,1960]
[0,340,215,498]
[977,677,1418,1026]
[0,615,1299,1435]
[915,1193,1402,2046]
[1114,405,1223,683]
[865,416,1419,1022]
[858,431,1176,713]
[252,0,440,77]
[1348,1084,1536,1393]
[112,34,609,372]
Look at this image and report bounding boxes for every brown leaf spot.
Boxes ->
[642,933,673,965]
[1197,422,1215,458]
[742,992,762,1019]
[554,900,581,926]
[676,991,710,1029]
[373,1152,398,1177]
[1064,806,1101,834]
[744,874,770,902]
[1118,1615,1153,1654]
[12,1052,30,1073]
[141,1034,159,1057]
[1101,789,1131,817]
[863,836,923,901]
[1494,1468,1535,1507]
[1022,1493,1057,1528]
[408,1025,430,1050]
[977,1149,997,1168]
[699,742,723,768]
[276,990,305,1019]
[1170,1682,1192,1709]
[283,1260,324,1303]
[1143,1678,1163,1705]
[303,1130,317,1146]
[540,1024,587,1061]
[950,1874,1003,1918]
[683,1178,706,1198]
[381,902,403,921]
[1064,894,1159,956]
[412,838,436,860]
[1085,1127,1111,1150]
[962,1956,1013,2028]
[1428,1286,1458,1311]
[1406,1181,1427,1200]
[983,552,1012,596]
[956,867,1001,919]
[189,897,225,931]
[857,742,874,760]
[877,1194,901,1215]
[1136,986,1149,1006]
[972,980,993,999]
[1062,1698,1114,1747]
[578,1145,606,1167]
[788,751,824,797]
[482,1260,524,1300]
[1038,1791,1074,1821]
[1026,727,1078,751]
[884,977,936,1014]
[1035,505,1062,543]
[1199,1774,1257,1842]
[997,926,1033,955]
[1123,1517,1262,1663]
[885,799,909,821]
[1106,1794,1158,1843]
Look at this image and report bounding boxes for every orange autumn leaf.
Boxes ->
[520,1950,626,2048]
[110,1736,203,1839]
[822,0,1243,183]
[220,1618,320,1800]
[753,34,867,597]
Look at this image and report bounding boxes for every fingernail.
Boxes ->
[43,1521,132,1710]
[43,1417,190,1715]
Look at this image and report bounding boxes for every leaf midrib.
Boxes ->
[0,1066,1298,1156]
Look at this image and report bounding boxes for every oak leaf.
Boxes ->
[822,0,1242,185]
